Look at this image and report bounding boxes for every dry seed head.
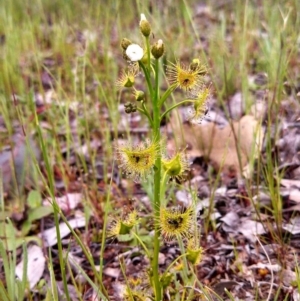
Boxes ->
[167,60,205,91]
[159,206,194,241]
[116,139,160,182]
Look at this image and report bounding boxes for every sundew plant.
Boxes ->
[110,14,211,300]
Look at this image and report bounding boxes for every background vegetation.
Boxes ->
[0,0,300,300]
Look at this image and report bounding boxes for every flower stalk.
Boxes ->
[151,57,163,301]
[113,13,210,300]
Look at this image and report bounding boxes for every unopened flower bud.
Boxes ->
[125,107,132,114]
[121,38,132,50]
[134,90,145,102]
[131,104,137,113]
[124,102,137,114]
[151,39,164,59]
[139,14,151,37]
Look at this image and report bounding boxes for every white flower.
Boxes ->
[140,13,147,22]
[125,44,144,62]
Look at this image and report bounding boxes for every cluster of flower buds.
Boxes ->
[117,14,166,116]
[133,89,145,102]
[151,39,164,59]
[124,102,137,114]
[119,14,164,65]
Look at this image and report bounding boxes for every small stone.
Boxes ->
[158,253,166,265]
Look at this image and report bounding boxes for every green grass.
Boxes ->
[0,0,300,300]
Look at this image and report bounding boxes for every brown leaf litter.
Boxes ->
[169,102,265,180]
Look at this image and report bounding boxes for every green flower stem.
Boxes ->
[141,100,153,123]
[136,106,153,128]
[158,83,177,108]
[139,61,154,101]
[132,232,151,258]
[119,257,135,300]
[162,252,187,276]
[160,99,195,121]
[152,58,162,301]
[178,238,190,284]
[160,171,169,208]
[146,36,151,71]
